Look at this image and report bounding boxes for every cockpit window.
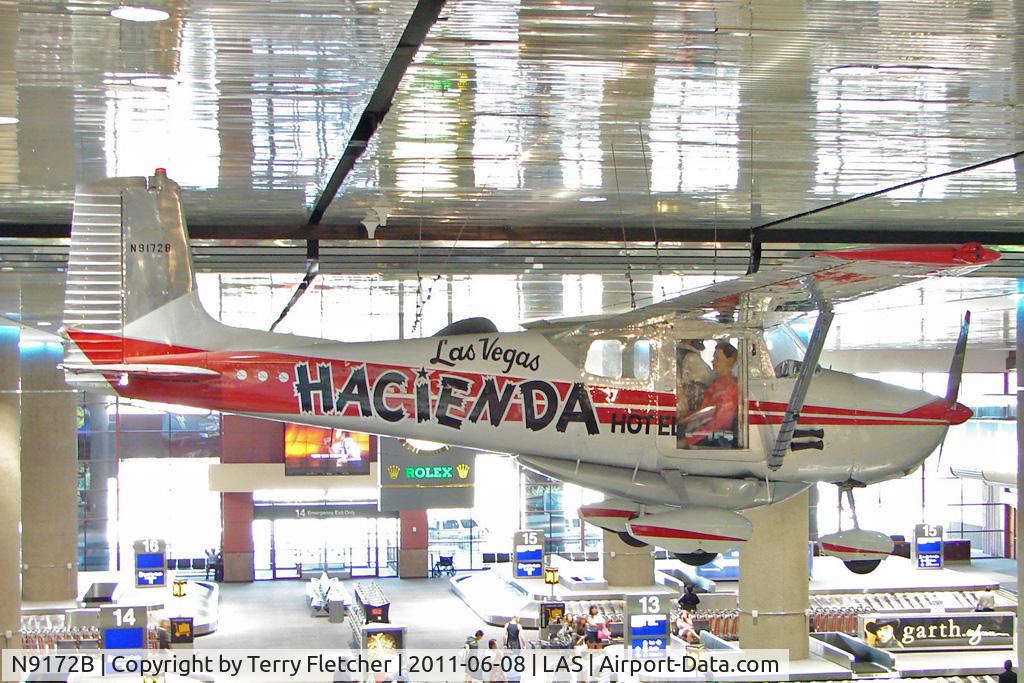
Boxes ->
[584,339,653,380]
[585,340,623,378]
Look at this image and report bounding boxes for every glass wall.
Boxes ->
[253,516,399,580]
[118,458,222,568]
[75,393,225,571]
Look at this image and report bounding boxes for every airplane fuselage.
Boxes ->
[66,294,968,507]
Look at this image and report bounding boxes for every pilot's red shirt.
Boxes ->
[686,373,738,446]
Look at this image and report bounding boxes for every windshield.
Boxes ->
[764,325,807,377]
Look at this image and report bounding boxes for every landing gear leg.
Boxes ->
[835,483,881,574]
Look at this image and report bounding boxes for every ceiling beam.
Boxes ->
[6,223,1024,245]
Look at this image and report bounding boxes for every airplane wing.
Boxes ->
[524,243,999,334]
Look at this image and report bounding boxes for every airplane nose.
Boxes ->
[948,402,972,425]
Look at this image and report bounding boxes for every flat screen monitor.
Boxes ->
[104,627,145,649]
[284,424,377,476]
[135,552,164,570]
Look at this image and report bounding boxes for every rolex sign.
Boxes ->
[378,437,476,511]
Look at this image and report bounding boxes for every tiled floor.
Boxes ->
[201,574,495,650]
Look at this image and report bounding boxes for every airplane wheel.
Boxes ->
[844,559,881,574]
[617,531,649,548]
[674,551,718,566]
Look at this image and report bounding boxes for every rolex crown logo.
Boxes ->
[456,463,470,479]
[387,465,401,479]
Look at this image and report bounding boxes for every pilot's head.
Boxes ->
[712,341,738,375]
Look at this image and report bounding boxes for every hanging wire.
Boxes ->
[637,123,666,299]
[412,91,428,335]
[411,223,468,332]
[610,139,637,309]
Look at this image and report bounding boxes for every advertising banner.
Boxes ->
[860,612,1014,650]
[378,438,476,511]
[284,424,376,476]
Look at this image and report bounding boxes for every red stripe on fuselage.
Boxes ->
[820,542,890,556]
[628,524,745,543]
[65,329,966,428]
[580,508,636,519]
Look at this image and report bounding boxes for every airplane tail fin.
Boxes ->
[62,169,217,367]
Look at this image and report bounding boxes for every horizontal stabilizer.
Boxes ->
[61,363,220,381]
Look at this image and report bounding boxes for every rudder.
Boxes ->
[62,169,201,366]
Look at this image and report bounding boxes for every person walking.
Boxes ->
[999,660,1017,683]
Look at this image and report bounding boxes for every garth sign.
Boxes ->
[860,613,1014,650]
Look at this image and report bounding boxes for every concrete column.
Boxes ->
[222,492,254,582]
[398,510,428,578]
[20,342,77,601]
[1014,280,1022,669]
[601,530,654,587]
[0,326,22,651]
[738,490,810,657]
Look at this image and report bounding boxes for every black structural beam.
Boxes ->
[7,223,1024,245]
[305,0,448,230]
[267,0,446,329]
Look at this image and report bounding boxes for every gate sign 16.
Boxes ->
[513,530,545,578]
[133,538,167,588]
[913,524,943,570]
[625,593,670,658]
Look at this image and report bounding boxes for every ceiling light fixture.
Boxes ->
[110,5,170,22]
[129,76,177,88]
[579,196,606,202]
[0,117,17,125]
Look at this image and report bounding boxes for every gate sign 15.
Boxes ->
[625,593,670,658]
[913,524,943,570]
[133,538,167,588]
[513,530,545,578]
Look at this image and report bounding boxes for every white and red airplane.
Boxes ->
[61,170,996,573]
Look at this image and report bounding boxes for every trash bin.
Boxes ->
[329,599,346,623]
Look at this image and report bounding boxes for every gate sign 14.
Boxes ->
[513,530,544,578]
[625,593,670,658]
[99,605,148,650]
[133,538,167,587]
[913,524,943,570]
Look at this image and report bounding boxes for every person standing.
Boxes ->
[585,605,604,649]
[487,639,506,682]
[504,615,522,650]
[999,660,1017,683]
[462,630,484,683]
[678,584,700,612]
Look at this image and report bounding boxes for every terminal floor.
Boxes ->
[201,576,492,650]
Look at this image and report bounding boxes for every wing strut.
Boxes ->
[767,281,834,471]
